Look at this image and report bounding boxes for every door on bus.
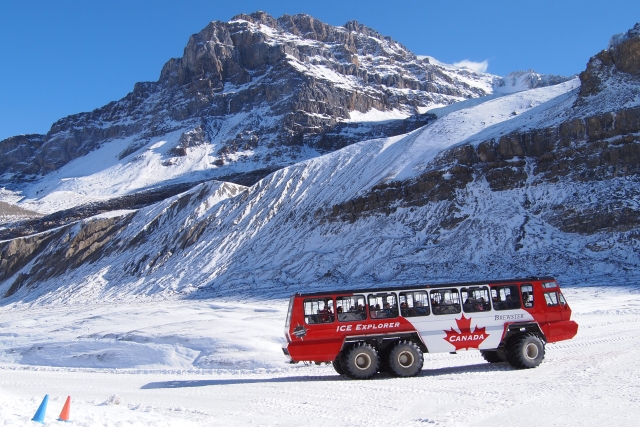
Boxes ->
[541,286,569,340]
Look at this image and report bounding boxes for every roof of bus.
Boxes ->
[294,277,557,298]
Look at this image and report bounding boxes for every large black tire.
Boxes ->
[343,343,379,379]
[387,340,424,377]
[332,355,345,375]
[506,333,545,369]
[480,349,507,364]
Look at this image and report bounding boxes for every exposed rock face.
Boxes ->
[0,181,246,298]
[0,180,216,240]
[0,216,130,298]
[579,23,640,97]
[0,202,42,220]
[2,100,639,301]
[0,12,497,188]
[327,106,640,234]
[0,135,45,178]
[327,23,640,238]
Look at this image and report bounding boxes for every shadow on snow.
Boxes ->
[140,362,512,389]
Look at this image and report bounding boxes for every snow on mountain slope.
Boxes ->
[393,78,581,180]
[5,78,577,217]
[12,130,259,215]
[4,76,636,304]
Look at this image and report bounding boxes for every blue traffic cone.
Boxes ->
[31,394,49,424]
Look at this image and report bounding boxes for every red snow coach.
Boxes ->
[282,277,578,379]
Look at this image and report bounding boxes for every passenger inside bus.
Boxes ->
[491,285,521,310]
[318,305,333,323]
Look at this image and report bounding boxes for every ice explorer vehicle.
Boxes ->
[282,277,578,379]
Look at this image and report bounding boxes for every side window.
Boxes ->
[461,286,491,313]
[521,284,534,308]
[491,285,521,310]
[303,298,334,324]
[558,293,567,305]
[430,289,461,315]
[336,295,367,321]
[368,293,399,319]
[399,291,430,317]
[544,292,559,306]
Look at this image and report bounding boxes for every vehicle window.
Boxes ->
[491,285,521,310]
[558,293,567,305]
[303,298,334,324]
[542,281,558,288]
[399,291,430,317]
[461,286,491,313]
[368,293,399,319]
[285,297,294,328]
[544,292,559,306]
[521,284,534,308]
[336,295,367,321]
[430,289,461,315]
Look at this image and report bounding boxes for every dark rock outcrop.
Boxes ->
[327,106,640,234]
[0,181,245,297]
[579,23,640,97]
[0,179,243,240]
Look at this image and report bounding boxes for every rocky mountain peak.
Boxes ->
[231,11,279,28]
[3,11,505,193]
[579,22,640,97]
[609,23,640,50]
[158,11,418,90]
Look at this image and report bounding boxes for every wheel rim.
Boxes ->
[525,342,539,360]
[355,353,372,370]
[397,350,414,368]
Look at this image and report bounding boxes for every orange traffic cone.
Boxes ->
[58,396,71,421]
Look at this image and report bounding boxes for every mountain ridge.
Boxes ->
[0,12,568,218]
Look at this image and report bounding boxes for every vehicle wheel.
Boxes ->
[332,355,345,375]
[343,343,379,379]
[506,333,545,369]
[480,349,507,363]
[387,340,424,377]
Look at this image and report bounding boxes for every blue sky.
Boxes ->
[0,0,637,140]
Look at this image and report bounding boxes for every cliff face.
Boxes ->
[328,107,640,236]
[0,12,505,190]
[580,23,640,97]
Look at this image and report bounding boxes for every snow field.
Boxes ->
[0,285,638,426]
[0,387,201,426]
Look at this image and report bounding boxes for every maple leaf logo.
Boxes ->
[444,314,489,351]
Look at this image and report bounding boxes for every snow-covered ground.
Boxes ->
[0,285,638,426]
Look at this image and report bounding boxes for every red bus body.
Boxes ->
[283,277,578,367]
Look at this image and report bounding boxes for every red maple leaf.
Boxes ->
[444,314,489,351]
